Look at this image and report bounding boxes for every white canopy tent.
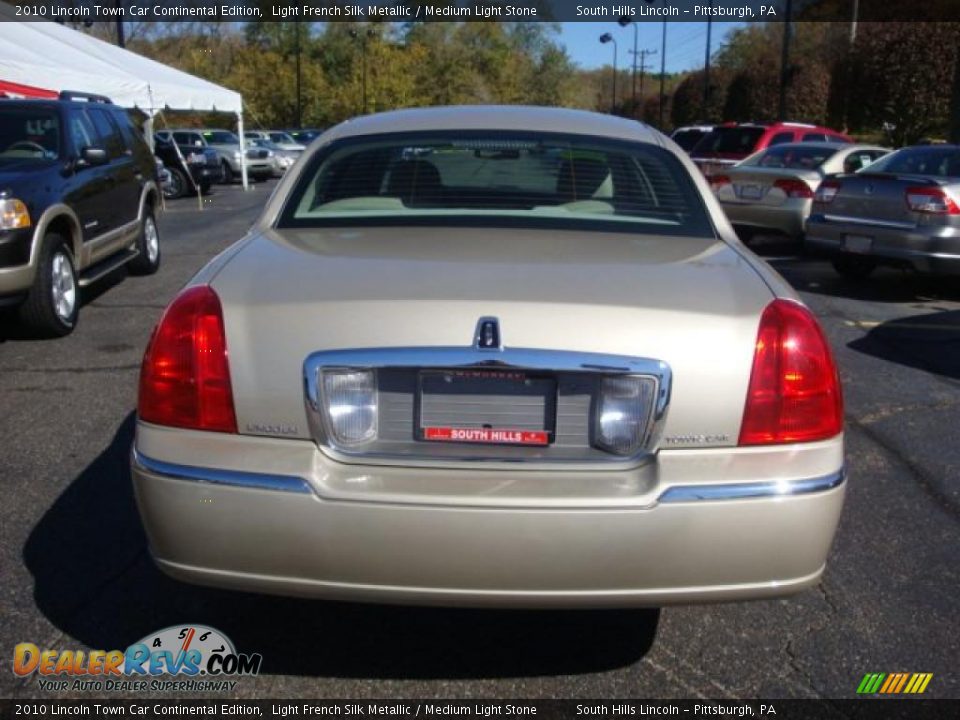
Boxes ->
[0,13,249,188]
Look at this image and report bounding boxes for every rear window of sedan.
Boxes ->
[745,145,836,170]
[691,127,765,156]
[280,132,714,236]
[863,147,960,178]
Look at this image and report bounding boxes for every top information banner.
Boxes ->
[6,0,960,23]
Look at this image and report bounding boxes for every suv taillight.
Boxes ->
[138,286,237,433]
[904,186,960,215]
[739,299,843,446]
[774,178,814,199]
[814,180,841,204]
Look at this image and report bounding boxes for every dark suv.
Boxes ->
[0,92,161,336]
[153,133,219,199]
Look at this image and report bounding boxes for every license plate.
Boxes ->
[418,370,555,446]
[422,427,550,446]
[739,184,763,200]
[843,235,873,254]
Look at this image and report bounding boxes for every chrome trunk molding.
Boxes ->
[658,468,845,503]
[303,346,672,471]
[132,449,312,494]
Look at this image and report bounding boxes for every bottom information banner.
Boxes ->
[1,700,958,720]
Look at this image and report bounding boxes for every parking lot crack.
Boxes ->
[2,364,140,374]
[848,417,960,522]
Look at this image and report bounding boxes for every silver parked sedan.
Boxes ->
[806,144,960,277]
[132,106,845,608]
[709,142,888,241]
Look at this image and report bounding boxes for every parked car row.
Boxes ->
[708,142,888,242]
[152,127,316,195]
[671,120,960,279]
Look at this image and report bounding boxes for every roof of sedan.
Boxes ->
[322,105,660,145]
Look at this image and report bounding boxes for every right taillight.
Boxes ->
[138,285,237,433]
[904,186,960,215]
[773,178,814,199]
[739,299,843,446]
[814,179,841,204]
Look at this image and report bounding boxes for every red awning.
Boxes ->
[0,79,58,99]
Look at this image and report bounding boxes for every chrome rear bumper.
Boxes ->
[131,425,846,608]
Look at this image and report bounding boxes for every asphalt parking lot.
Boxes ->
[1,181,958,700]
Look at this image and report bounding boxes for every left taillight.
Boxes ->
[138,285,237,433]
[739,299,843,446]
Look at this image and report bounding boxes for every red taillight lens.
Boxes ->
[138,285,237,433]
[814,179,841,204]
[739,299,843,446]
[708,174,731,192]
[773,178,814,199]
[904,186,960,215]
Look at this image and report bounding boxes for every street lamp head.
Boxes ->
[617,16,632,27]
[599,33,613,44]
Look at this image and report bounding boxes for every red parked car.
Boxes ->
[691,122,851,175]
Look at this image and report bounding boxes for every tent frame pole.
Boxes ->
[237,112,249,191]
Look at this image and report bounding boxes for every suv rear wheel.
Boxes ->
[19,233,79,337]
[164,167,188,199]
[128,211,161,275]
[221,160,235,183]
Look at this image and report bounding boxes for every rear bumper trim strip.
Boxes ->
[132,449,312,494]
[658,468,845,503]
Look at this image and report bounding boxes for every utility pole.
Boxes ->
[636,48,658,120]
[703,4,713,119]
[778,0,794,121]
[659,22,668,128]
[950,47,960,144]
[618,17,638,110]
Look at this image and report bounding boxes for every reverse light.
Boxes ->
[321,369,378,445]
[905,186,960,215]
[594,376,655,456]
[138,285,237,433]
[814,180,841,204]
[739,299,843,445]
[773,178,814,199]
[0,198,31,230]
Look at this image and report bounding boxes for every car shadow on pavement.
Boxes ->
[0,268,128,342]
[848,309,960,381]
[23,414,660,680]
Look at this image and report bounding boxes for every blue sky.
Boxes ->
[559,21,744,73]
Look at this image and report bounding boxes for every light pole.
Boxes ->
[703,3,713,118]
[294,23,302,129]
[659,21,667,128]
[350,27,377,115]
[115,0,124,47]
[617,16,638,109]
[600,33,617,114]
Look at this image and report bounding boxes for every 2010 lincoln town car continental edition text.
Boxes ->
[132,106,846,607]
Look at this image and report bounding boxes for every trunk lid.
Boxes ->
[822,173,951,225]
[721,167,821,206]
[212,227,775,451]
